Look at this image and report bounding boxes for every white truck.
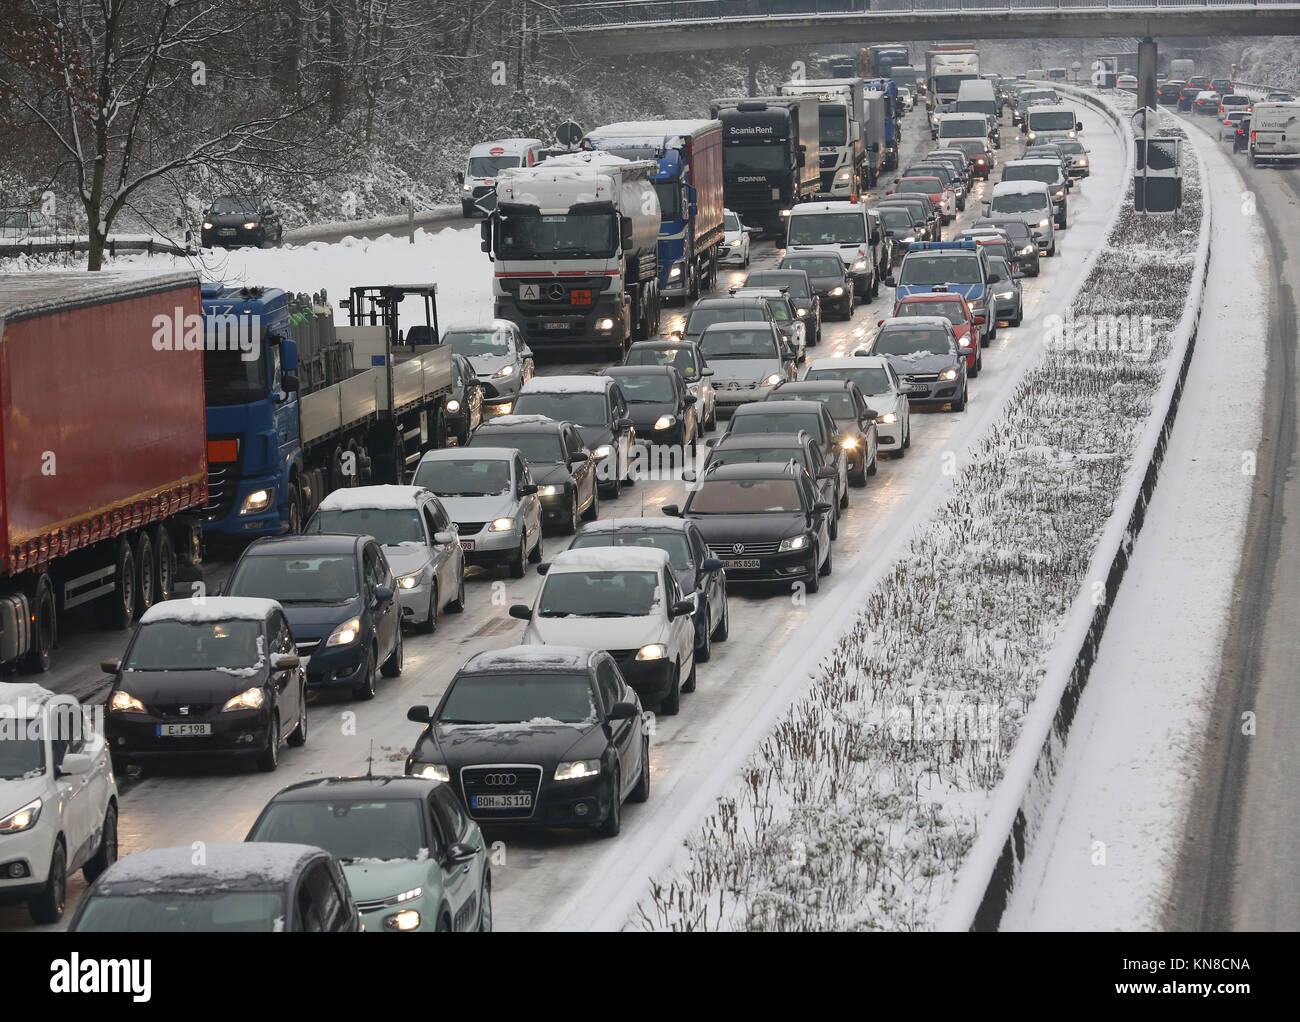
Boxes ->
[484,151,662,359]
[927,47,980,113]
[1248,102,1300,166]
[779,78,866,199]
[459,138,545,218]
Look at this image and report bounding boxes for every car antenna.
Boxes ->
[366,739,375,779]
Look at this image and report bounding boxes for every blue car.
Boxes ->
[225,533,403,700]
[886,240,1000,344]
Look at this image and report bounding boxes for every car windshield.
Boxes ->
[610,373,675,403]
[895,178,941,194]
[249,799,425,862]
[976,240,1012,263]
[724,211,741,231]
[412,458,512,497]
[625,346,701,378]
[468,155,521,177]
[76,892,285,932]
[877,210,915,230]
[513,391,608,427]
[723,144,788,173]
[307,508,424,546]
[787,213,865,245]
[898,299,966,324]
[537,570,660,618]
[748,272,811,299]
[990,192,1049,214]
[569,532,693,570]
[807,365,892,395]
[698,328,777,359]
[898,253,982,285]
[730,411,824,438]
[988,256,1012,279]
[688,477,803,514]
[939,118,988,137]
[0,734,43,779]
[126,620,264,671]
[1003,165,1059,185]
[780,256,843,278]
[875,328,953,356]
[439,672,596,725]
[443,329,513,357]
[1054,140,1086,154]
[762,298,792,322]
[496,212,617,260]
[1028,110,1076,130]
[472,431,564,463]
[228,554,360,604]
[980,219,1031,241]
[770,390,856,418]
[686,306,764,336]
[707,447,811,474]
[209,196,259,214]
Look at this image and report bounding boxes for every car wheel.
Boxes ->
[952,384,967,412]
[868,451,878,476]
[83,805,118,883]
[598,770,622,838]
[381,626,403,677]
[839,479,849,509]
[712,588,729,640]
[421,582,439,634]
[257,713,280,772]
[805,548,821,593]
[29,842,66,925]
[528,531,543,564]
[1012,303,1023,326]
[509,536,527,578]
[566,492,580,536]
[706,403,718,432]
[447,572,466,614]
[630,734,651,803]
[660,663,681,716]
[582,481,600,521]
[288,684,308,747]
[695,602,712,664]
[820,540,833,577]
[478,871,493,931]
[971,354,981,378]
[828,503,839,540]
[683,656,698,694]
[353,646,378,700]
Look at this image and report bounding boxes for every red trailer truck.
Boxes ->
[0,272,206,672]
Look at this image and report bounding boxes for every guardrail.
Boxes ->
[0,236,189,259]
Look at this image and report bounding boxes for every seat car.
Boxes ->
[722,399,849,517]
[224,533,403,700]
[774,252,853,319]
[570,518,729,664]
[602,365,699,454]
[68,843,361,932]
[767,380,879,486]
[468,415,599,534]
[984,181,1057,256]
[947,138,996,180]
[513,547,697,714]
[905,162,966,212]
[200,195,282,248]
[624,339,718,431]
[804,355,911,454]
[719,208,754,267]
[405,646,650,835]
[246,775,491,932]
[445,353,483,445]
[887,291,981,373]
[0,683,119,924]
[698,321,798,415]
[102,597,307,773]
[305,484,466,630]
[862,316,968,411]
[675,294,775,345]
[662,462,834,592]
[412,447,543,576]
[513,375,637,495]
[440,320,534,413]
[741,268,823,346]
[730,286,807,360]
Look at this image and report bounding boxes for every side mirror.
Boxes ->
[701,558,723,572]
[281,372,299,393]
[406,705,432,724]
[616,417,634,430]
[620,217,634,248]
[271,653,301,670]
[374,584,395,603]
[871,229,881,245]
[981,203,991,215]
[702,367,715,377]
[446,841,478,865]
[988,272,1001,283]
[661,504,681,517]
[455,171,465,185]
[518,482,538,496]
[884,276,897,288]
[862,410,878,422]
[669,598,695,620]
[433,531,455,545]
[508,603,533,620]
[607,701,638,721]
[100,658,121,674]
[1076,121,1084,131]
[59,753,92,778]
[535,563,550,576]
[813,501,834,515]
[816,466,837,480]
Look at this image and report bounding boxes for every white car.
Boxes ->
[897,86,914,111]
[0,683,119,924]
[305,485,467,631]
[719,208,752,267]
[804,355,912,454]
[1219,110,1250,142]
[514,547,698,715]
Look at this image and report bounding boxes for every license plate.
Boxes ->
[471,793,531,809]
[910,384,929,393]
[460,539,475,550]
[157,723,212,737]
[541,321,567,330]
[722,558,760,569]
[218,228,235,236]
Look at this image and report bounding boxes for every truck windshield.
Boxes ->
[1028,110,1076,131]
[307,508,424,546]
[468,156,520,177]
[898,254,982,285]
[204,346,269,406]
[496,213,617,259]
[723,144,788,173]
[653,181,682,221]
[788,213,865,245]
[933,74,976,94]
[126,620,264,671]
[819,106,848,146]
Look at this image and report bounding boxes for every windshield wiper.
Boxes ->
[538,610,571,618]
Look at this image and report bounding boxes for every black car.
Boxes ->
[776,252,853,319]
[767,379,879,486]
[1156,80,1185,106]
[447,353,483,446]
[514,375,636,496]
[865,318,968,411]
[676,294,775,345]
[404,645,650,837]
[624,340,718,431]
[1233,116,1251,153]
[974,217,1040,276]
[200,195,282,249]
[876,194,942,242]
[569,517,730,663]
[602,365,699,454]
[468,414,599,535]
[224,533,403,701]
[870,204,927,249]
[702,430,840,518]
[663,462,834,592]
[740,269,822,346]
[101,597,307,774]
[68,843,361,932]
[723,399,849,515]
[928,148,976,189]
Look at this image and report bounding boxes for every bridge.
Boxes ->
[543,1,1300,54]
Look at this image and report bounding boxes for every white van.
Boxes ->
[986,180,1057,256]
[785,201,879,296]
[1025,104,1083,144]
[937,112,994,145]
[459,138,545,218]
[1249,102,1300,166]
[956,79,998,120]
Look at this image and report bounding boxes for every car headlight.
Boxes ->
[242,221,259,230]
[1068,130,1076,138]
[900,235,917,244]
[1078,159,1088,167]
[852,259,868,271]
[996,290,1014,300]
[488,517,515,532]
[597,318,615,331]
[795,307,807,317]
[383,909,422,931]
[778,534,808,552]
[878,411,898,424]
[841,435,859,449]
[829,286,845,297]
[538,484,562,496]
[1054,189,1065,199]
[396,571,422,590]
[0,798,42,835]
[635,643,668,660]
[415,763,450,782]
[239,488,273,515]
[941,368,959,380]
[653,415,675,431]
[1038,218,1050,228]
[593,444,612,458]
[668,265,683,279]
[729,238,742,247]
[202,220,214,230]
[110,690,145,713]
[446,399,461,412]
[1027,132,1037,140]
[221,687,265,712]
[958,336,973,349]
[1020,244,1034,254]
[493,364,515,378]
[761,373,784,387]
[326,617,362,647]
[554,759,601,780]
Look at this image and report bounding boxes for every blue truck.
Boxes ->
[887,241,998,345]
[862,77,903,171]
[199,283,454,540]
[581,120,726,302]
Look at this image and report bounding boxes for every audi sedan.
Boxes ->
[766,380,879,486]
[200,195,282,249]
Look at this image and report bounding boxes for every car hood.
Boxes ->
[382,544,433,577]
[439,493,519,523]
[431,720,597,766]
[623,400,677,430]
[207,212,261,227]
[707,358,781,383]
[342,859,432,904]
[805,275,844,293]
[524,615,667,652]
[118,667,269,703]
[467,353,513,377]
[0,774,47,805]
[279,599,364,643]
[686,512,805,545]
[575,424,614,450]
[883,351,960,375]
[529,461,571,487]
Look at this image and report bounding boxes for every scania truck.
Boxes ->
[709,96,820,235]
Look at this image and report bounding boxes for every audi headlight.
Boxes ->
[242,221,259,230]
[0,798,42,835]
[446,399,461,412]
[462,183,471,192]
[593,444,612,459]
[110,690,145,714]
[554,759,601,780]
[653,415,675,431]
[488,517,515,532]
[761,373,784,387]
[493,364,515,378]
[221,687,265,712]
[415,763,450,782]
[778,534,808,552]
[729,239,742,247]
[383,910,422,931]
[1038,218,1050,228]
[538,484,562,496]
[878,411,898,424]
[326,617,362,647]
[1020,244,1034,254]
[795,307,808,317]
[996,290,1014,300]
[829,286,845,297]
[239,489,273,515]
[202,220,214,230]
[635,643,668,661]
[396,571,422,590]
[941,368,959,381]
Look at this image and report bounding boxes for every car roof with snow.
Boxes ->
[92,843,326,894]
[139,597,282,625]
[0,681,60,713]
[789,200,867,213]
[474,414,562,431]
[708,430,813,450]
[464,645,602,674]
[575,517,694,536]
[442,320,518,334]
[418,446,518,463]
[520,375,612,395]
[548,546,672,574]
[732,398,825,416]
[878,315,953,330]
[698,320,776,335]
[833,353,892,371]
[317,485,433,512]
[991,180,1052,196]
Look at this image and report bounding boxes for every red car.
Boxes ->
[886,176,954,223]
[881,292,982,375]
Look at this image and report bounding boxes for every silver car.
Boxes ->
[440,320,535,412]
[412,448,543,579]
[698,321,798,414]
[305,485,467,631]
[729,287,807,364]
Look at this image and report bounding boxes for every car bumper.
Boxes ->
[991,294,1018,319]
[902,379,963,404]
[106,706,273,757]
[200,227,266,247]
[302,643,370,690]
[456,771,617,830]
[718,247,747,265]
[397,578,433,624]
[460,525,523,564]
[714,549,817,585]
[713,383,777,410]
[0,824,57,898]
[875,423,903,451]
[479,376,522,403]
[614,656,677,704]
[539,489,575,527]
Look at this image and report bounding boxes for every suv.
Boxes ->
[0,683,119,924]
[887,240,1000,344]
[1001,158,1070,228]
[677,294,775,345]
[985,181,1057,256]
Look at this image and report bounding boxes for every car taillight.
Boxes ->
[1251,131,1257,141]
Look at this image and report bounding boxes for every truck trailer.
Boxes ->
[709,96,821,235]
[926,45,980,112]
[0,272,207,671]
[778,79,866,198]
[580,119,725,303]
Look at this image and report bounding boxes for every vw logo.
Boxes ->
[732,543,745,554]
[483,773,517,786]
[548,284,566,302]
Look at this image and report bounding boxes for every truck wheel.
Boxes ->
[96,536,136,631]
[389,436,406,484]
[287,482,302,534]
[432,406,449,450]
[20,574,56,674]
[152,526,176,603]
[134,531,156,619]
